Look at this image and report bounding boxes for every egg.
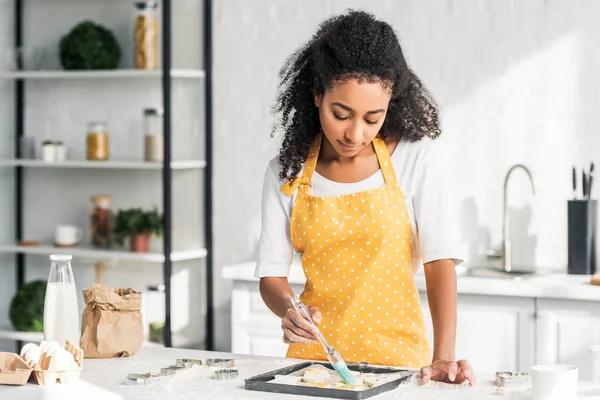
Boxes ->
[46,347,76,371]
[40,340,62,355]
[19,343,41,366]
[20,342,37,357]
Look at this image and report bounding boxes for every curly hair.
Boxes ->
[271,9,441,183]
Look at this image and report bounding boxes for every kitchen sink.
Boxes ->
[455,266,538,280]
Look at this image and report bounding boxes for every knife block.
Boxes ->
[567,199,597,275]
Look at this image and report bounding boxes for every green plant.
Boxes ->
[9,280,47,332]
[59,20,121,70]
[114,207,163,245]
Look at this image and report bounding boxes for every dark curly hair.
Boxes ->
[271,9,441,183]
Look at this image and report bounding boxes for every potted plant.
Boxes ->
[113,207,162,252]
[41,140,55,162]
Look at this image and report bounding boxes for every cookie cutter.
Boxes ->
[161,365,186,375]
[206,358,235,368]
[214,368,238,380]
[495,371,530,387]
[125,373,162,385]
[176,358,202,368]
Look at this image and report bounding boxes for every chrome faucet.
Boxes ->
[502,164,535,272]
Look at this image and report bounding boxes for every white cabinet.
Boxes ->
[419,292,535,374]
[231,281,304,357]
[535,299,600,381]
[230,279,538,373]
[230,278,597,381]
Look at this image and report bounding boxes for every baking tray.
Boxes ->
[244,361,413,399]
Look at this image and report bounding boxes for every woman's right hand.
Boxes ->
[281,305,322,344]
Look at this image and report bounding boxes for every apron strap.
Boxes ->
[280,133,397,195]
[372,136,398,186]
[280,132,323,197]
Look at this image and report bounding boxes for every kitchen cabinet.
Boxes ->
[535,299,600,381]
[231,280,537,373]
[227,264,600,381]
[231,280,296,357]
[420,292,535,373]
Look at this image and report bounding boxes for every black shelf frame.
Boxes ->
[11,0,214,351]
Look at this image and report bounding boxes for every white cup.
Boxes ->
[532,364,578,400]
[55,225,82,246]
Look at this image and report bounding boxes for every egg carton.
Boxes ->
[32,340,84,386]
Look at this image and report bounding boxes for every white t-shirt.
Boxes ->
[254,137,463,278]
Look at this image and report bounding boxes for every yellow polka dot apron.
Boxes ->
[280,132,431,368]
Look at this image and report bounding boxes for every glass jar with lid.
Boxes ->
[90,195,114,248]
[134,1,160,70]
[86,122,109,161]
[143,107,164,162]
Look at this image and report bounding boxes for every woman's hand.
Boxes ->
[420,359,475,386]
[281,306,322,344]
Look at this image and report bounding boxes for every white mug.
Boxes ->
[532,364,578,400]
[55,225,82,246]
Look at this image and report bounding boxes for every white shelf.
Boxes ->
[0,327,166,348]
[0,327,43,342]
[0,159,206,170]
[0,69,205,80]
[0,243,207,263]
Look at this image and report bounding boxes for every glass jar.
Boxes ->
[144,284,165,345]
[86,122,109,161]
[44,254,80,344]
[134,1,160,70]
[143,107,164,161]
[90,195,114,248]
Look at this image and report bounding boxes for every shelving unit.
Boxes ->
[0,243,207,263]
[6,0,214,350]
[0,69,206,80]
[0,327,166,348]
[0,159,207,170]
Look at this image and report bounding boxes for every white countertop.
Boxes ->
[222,260,600,302]
[2,346,599,399]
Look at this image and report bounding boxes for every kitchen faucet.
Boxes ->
[501,164,536,272]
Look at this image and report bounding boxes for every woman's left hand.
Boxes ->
[419,359,475,386]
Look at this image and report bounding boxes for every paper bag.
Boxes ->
[80,284,143,358]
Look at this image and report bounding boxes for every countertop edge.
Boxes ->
[222,262,600,302]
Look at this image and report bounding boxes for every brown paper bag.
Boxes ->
[80,284,143,358]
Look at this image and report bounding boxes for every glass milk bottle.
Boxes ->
[43,254,81,345]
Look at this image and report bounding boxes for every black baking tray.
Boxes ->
[244,361,413,399]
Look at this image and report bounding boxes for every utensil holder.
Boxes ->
[567,200,597,275]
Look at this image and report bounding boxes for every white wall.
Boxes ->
[212,0,600,351]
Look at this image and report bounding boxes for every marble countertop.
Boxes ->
[222,259,600,302]
[2,347,599,399]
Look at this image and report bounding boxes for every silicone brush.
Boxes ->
[290,295,357,385]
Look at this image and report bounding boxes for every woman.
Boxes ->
[255,10,475,386]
